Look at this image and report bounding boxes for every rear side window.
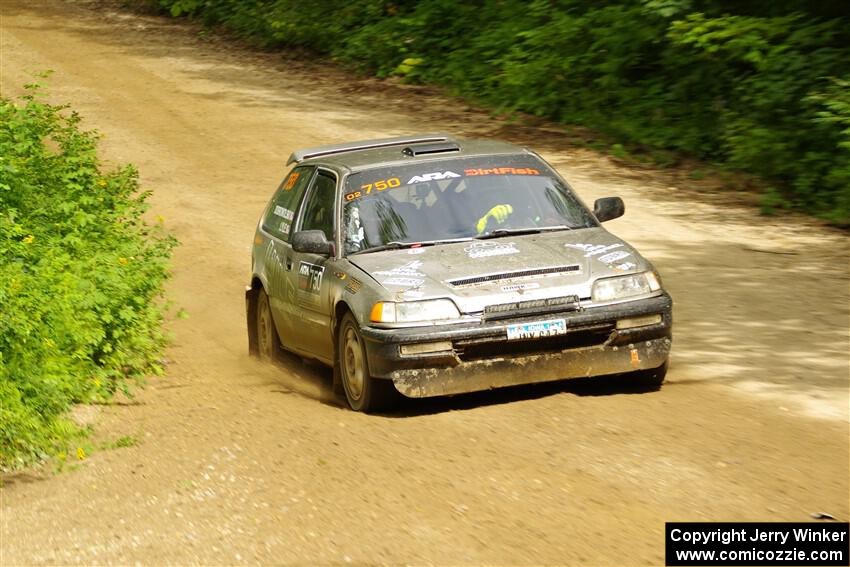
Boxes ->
[263,166,314,241]
[299,171,337,241]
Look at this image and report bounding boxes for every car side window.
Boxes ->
[262,166,314,241]
[299,171,337,241]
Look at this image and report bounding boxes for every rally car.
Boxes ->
[246,134,672,411]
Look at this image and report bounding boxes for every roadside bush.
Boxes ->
[0,82,176,469]
[155,0,850,225]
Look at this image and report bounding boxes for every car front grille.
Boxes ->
[483,295,580,321]
[453,322,614,362]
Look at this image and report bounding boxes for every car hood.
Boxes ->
[348,227,651,314]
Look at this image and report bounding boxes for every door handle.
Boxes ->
[285,256,293,271]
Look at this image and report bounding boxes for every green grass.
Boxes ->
[0,79,175,470]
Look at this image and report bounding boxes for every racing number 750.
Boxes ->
[344,177,401,201]
[363,177,400,193]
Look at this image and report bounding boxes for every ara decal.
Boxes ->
[407,171,461,184]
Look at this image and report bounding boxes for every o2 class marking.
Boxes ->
[345,177,401,201]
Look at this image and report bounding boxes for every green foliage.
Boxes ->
[0,82,176,469]
[153,0,849,224]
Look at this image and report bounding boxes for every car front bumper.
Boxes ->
[360,293,672,398]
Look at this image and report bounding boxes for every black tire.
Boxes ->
[337,313,397,412]
[631,360,668,391]
[256,288,283,362]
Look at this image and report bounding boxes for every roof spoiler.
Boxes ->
[286,133,456,165]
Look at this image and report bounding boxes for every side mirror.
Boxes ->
[593,197,625,223]
[291,230,333,256]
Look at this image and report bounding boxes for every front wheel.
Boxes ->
[337,313,397,412]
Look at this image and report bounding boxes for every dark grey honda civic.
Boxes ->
[246,134,672,411]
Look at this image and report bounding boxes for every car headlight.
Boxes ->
[592,271,661,303]
[370,299,461,323]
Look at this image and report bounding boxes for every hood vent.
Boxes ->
[447,265,581,287]
[401,142,461,156]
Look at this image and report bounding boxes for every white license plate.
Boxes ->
[506,319,567,341]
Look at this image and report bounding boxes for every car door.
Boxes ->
[258,166,316,347]
[285,168,338,361]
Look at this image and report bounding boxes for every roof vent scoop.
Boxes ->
[402,142,461,157]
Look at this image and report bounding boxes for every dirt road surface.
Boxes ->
[1,1,848,565]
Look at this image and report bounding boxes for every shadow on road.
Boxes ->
[383,372,666,417]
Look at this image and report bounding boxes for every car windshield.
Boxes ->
[342,155,596,255]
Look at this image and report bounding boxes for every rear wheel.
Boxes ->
[256,289,282,361]
[338,313,397,412]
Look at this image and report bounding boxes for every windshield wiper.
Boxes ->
[350,237,473,255]
[349,241,410,255]
[475,225,574,240]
